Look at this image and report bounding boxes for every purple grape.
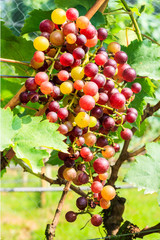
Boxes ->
[91,74,106,88]
[65,211,77,222]
[123,68,136,82]
[25,78,38,91]
[49,101,60,112]
[91,106,103,119]
[103,66,116,78]
[39,19,55,33]
[84,63,98,77]
[73,47,85,60]
[76,34,87,46]
[19,92,29,103]
[114,51,128,64]
[96,136,108,147]
[97,28,108,41]
[76,197,87,210]
[102,116,115,130]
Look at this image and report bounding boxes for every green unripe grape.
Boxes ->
[75,112,90,128]
[71,67,84,80]
[51,8,66,24]
[33,36,49,51]
[89,116,97,127]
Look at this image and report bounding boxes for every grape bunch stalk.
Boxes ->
[19,7,141,227]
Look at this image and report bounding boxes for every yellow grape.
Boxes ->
[100,198,111,209]
[60,80,73,94]
[51,8,66,24]
[71,66,84,80]
[76,16,89,29]
[93,92,99,102]
[84,132,97,147]
[89,116,97,127]
[33,36,49,51]
[101,185,116,201]
[66,33,77,44]
[75,112,90,128]
[99,172,108,181]
[63,168,77,181]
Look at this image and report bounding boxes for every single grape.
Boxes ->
[76,16,89,29]
[77,171,89,184]
[72,47,85,60]
[80,25,97,39]
[28,92,39,103]
[103,66,116,78]
[40,81,54,95]
[76,136,85,147]
[102,116,115,130]
[76,197,87,210]
[33,51,45,63]
[121,88,133,100]
[50,30,64,46]
[60,80,73,94]
[89,116,97,128]
[51,8,66,24]
[63,167,77,181]
[107,42,121,53]
[91,215,103,227]
[63,22,77,36]
[131,83,142,93]
[33,36,49,51]
[102,145,115,159]
[84,132,97,147]
[104,59,117,69]
[83,82,98,96]
[121,128,133,140]
[83,152,94,162]
[117,63,130,78]
[96,137,108,147]
[30,58,44,69]
[73,80,84,90]
[79,95,95,111]
[60,53,74,66]
[91,106,103,119]
[80,147,91,158]
[47,112,58,123]
[66,8,79,21]
[85,35,98,48]
[114,51,128,64]
[58,124,68,134]
[126,108,138,116]
[64,158,75,168]
[97,92,108,105]
[126,112,137,123]
[19,91,29,103]
[100,198,111,209]
[91,181,103,193]
[101,185,116,201]
[71,66,84,80]
[71,59,81,68]
[84,63,98,77]
[58,152,69,161]
[58,165,66,179]
[76,34,87,46]
[35,72,49,85]
[109,93,126,109]
[58,70,69,81]
[64,121,73,132]
[66,33,77,44]
[93,158,109,174]
[51,86,61,99]
[57,108,68,120]
[72,126,83,137]
[39,19,55,33]
[41,32,50,40]
[122,68,136,82]
[65,211,77,222]
[113,143,120,152]
[25,77,38,91]
[95,54,107,66]
[97,28,108,41]
[99,172,108,181]
[75,112,90,128]
[104,79,115,91]
[91,74,106,88]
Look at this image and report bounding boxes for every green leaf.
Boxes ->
[0,108,22,151]
[55,0,96,10]
[130,7,141,16]
[126,78,155,128]
[21,9,53,35]
[46,150,62,166]
[1,22,35,76]
[116,29,137,46]
[13,116,68,172]
[125,142,160,201]
[122,40,160,80]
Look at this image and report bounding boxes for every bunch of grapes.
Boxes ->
[19,7,141,227]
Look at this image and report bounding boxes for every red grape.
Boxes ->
[91,215,103,226]
[93,158,109,174]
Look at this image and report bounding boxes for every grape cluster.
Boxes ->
[19,7,141,227]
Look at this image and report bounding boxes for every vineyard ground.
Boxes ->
[1,166,160,240]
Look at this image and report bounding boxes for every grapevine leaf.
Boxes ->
[1,22,35,76]
[13,116,68,172]
[55,0,96,10]
[0,108,22,151]
[46,150,62,166]
[122,40,160,80]
[21,9,53,35]
[126,78,155,128]
[124,142,160,201]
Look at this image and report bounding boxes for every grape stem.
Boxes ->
[0,58,31,67]
[48,47,61,77]
[120,0,142,41]
[68,90,78,109]
[45,181,71,240]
